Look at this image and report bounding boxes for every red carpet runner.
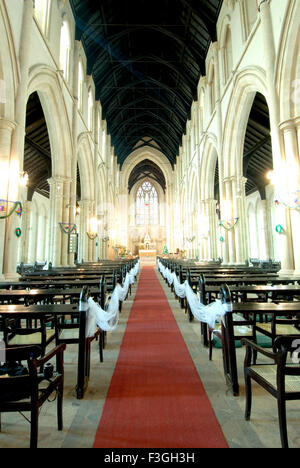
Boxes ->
[93,267,228,448]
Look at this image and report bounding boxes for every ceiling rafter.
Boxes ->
[69,0,223,165]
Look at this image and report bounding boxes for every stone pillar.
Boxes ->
[259,0,294,272]
[19,200,32,263]
[39,213,47,262]
[260,199,272,259]
[78,199,92,263]
[212,42,225,220]
[221,178,236,264]
[68,40,80,266]
[3,0,33,279]
[47,177,64,266]
[206,198,218,260]
[30,209,38,263]
[0,120,16,279]
[232,176,248,264]
[61,178,71,266]
[280,119,300,272]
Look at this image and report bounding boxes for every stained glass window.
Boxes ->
[136,181,158,225]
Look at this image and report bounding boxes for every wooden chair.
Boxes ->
[209,284,256,363]
[241,335,300,448]
[0,343,66,448]
[254,313,300,352]
[3,315,56,357]
[56,286,104,398]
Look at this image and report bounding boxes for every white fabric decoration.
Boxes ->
[82,261,140,336]
[157,259,231,329]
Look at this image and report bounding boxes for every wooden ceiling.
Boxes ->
[24,4,273,202]
[24,92,51,200]
[243,92,272,198]
[69,0,223,167]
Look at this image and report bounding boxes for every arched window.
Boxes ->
[78,58,84,110]
[136,181,159,226]
[59,19,71,81]
[34,0,51,34]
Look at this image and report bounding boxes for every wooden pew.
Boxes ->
[218,285,300,396]
[0,301,99,399]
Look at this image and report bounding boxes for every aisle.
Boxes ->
[93,266,228,448]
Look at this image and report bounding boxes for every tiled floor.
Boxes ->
[1,268,300,448]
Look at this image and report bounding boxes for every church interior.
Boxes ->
[0,0,300,450]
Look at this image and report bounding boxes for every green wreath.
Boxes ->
[15,228,22,238]
[275,224,284,234]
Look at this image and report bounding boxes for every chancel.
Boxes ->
[0,0,299,450]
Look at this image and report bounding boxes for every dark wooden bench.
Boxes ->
[218,285,300,396]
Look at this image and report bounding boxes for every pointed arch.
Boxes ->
[276,0,300,121]
[222,66,268,179]
[77,133,95,201]
[27,65,73,179]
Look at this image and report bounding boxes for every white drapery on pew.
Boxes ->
[84,261,140,337]
[157,259,231,329]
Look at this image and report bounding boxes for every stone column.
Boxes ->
[0,120,16,279]
[47,177,64,266]
[30,209,38,263]
[206,198,218,260]
[280,119,300,272]
[212,42,225,219]
[68,40,80,266]
[222,178,236,264]
[4,0,34,279]
[260,199,272,259]
[259,0,294,272]
[61,178,71,266]
[39,213,48,263]
[232,176,248,264]
[19,200,32,263]
[78,199,92,263]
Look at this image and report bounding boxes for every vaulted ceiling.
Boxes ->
[24,2,274,202]
[128,159,166,192]
[69,0,223,167]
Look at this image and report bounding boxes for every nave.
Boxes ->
[1,265,299,449]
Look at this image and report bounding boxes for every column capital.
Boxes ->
[280,117,300,132]
[47,175,71,185]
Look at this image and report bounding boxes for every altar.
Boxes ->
[139,249,157,265]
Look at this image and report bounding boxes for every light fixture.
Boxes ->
[267,163,300,210]
[87,217,98,240]
[19,171,29,187]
